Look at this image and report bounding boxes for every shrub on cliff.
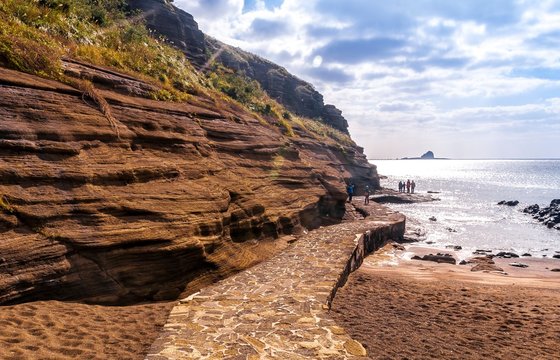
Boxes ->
[0,0,198,99]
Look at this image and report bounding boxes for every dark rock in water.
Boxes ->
[472,249,494,256]
[522,199,560,230]
[412,253,456,265]
[445,227,458,233]
[425,241,435,245]
[553,254,560,259]
[523,204,540,214]
[459,260,468,265]
[509,262,529,268]
[521,253,532,257]
[427,191,440,194]
[495,252,519,258]
[445,245,462,250]
[498,200,519,206]
[551,268,560,272]
[371,195,414,204]
[429,216,437,222]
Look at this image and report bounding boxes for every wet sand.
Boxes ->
[0,300,174,360]
[330,245,560,359]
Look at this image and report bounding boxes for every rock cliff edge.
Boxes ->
[0,61,377,305]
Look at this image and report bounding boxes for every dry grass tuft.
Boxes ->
[0,195,14,213]
[68,78,121,139]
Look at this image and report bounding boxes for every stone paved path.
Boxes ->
[146,204,405,359]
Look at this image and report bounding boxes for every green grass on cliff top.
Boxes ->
[0,0,199,99]
[0,0,354,146]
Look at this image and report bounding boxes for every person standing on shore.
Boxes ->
[364,185,371,205]
[411,180,416,194]
[398,181,402,192]
[347,183,355,203]
[406,179,411,193]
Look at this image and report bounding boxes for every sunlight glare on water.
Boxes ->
[372,159,560,257]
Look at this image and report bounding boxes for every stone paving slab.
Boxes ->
[146,204,405,359]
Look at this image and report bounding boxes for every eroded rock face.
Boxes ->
[128,0,351,134]
[127,0,206,67]
[0,64,377,305]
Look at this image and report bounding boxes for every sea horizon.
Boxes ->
[369,157,560,161]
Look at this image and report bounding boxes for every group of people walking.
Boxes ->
[398,179,416,193]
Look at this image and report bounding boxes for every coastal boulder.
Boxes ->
[495,252,520,258]
[498,200,519,206]
[464,256,504,272]
[412,253,456,265]
[523,204,540,214]
[525,199,560,230]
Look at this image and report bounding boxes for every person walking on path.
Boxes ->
[347,183,355,203]
[364,185,371,205]
[411,180,416,194]
[406,179,411,193]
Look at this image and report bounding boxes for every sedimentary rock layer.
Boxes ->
[0,63,378,305]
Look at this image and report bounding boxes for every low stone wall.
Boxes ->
[327,221,405,309]
[147,204,405,359]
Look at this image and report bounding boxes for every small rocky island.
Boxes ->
[401,150,443,160]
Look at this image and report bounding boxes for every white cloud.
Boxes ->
[174,0,560,159]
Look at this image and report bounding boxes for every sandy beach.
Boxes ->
[0,300,173,360]
[330,244,560,359]
[1,228,558,359]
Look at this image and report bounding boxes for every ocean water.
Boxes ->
[371,159,560,258]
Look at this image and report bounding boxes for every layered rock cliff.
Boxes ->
[0,61,377,305]
[127,0,350,133]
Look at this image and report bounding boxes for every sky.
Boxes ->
[174,0,560,159]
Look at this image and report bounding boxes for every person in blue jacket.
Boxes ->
[346,183,355,202]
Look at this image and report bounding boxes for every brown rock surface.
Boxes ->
[0,63,378,305]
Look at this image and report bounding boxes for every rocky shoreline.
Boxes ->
[374,193,560,271]
[522,199,560,230]
[369,188,439,204]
